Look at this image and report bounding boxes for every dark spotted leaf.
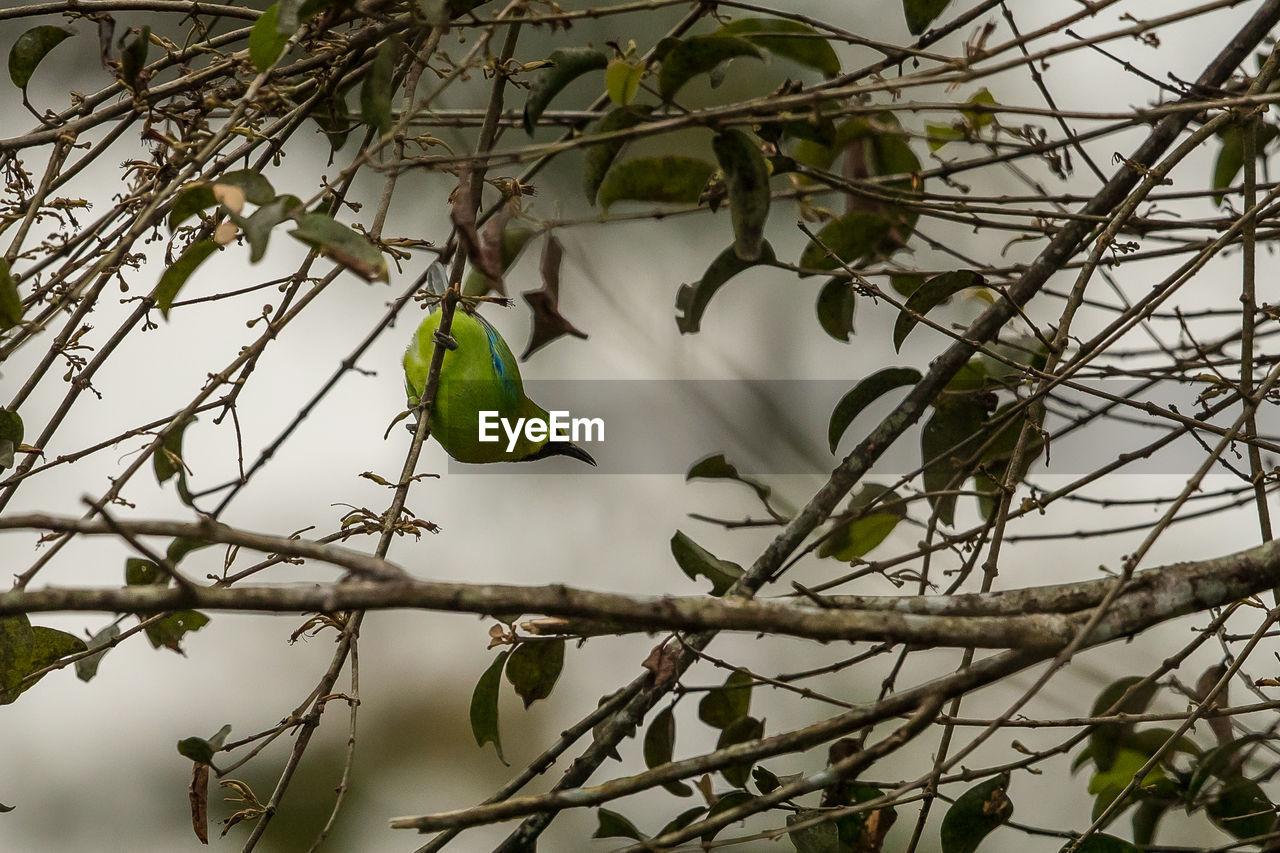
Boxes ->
[598,156,715,210]
[671,531,743,596]
[698,669,752,729]
[156,240,218,318]
[8,26,72,89]
[470,650,509,763]
[717,715,764,788]
[893,270,985,351]
[505,639,564,708]
[713,18,839,77]
[144,611,210,653]
[593,808,646,841]
[829,367,921,453]
[712,130,771,260]
[644,706,693,796]
[904,0,954,35]
[582,105,653,205]
[523,47,608,134]
[657,35,762,99]
[0,614,88,705]
[290,212,388,281]
[940,773,1013,853]
[798,210,892,273]
[674,241,775,334]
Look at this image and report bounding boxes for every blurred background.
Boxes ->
[2,1,1277,850]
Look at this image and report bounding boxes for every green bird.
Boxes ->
[403,302,596,466]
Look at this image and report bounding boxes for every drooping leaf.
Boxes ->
[1206,777,1274,840]
[523,47,608,134]
[644,707,693,796]
[815,277,856,342]
[787,809,842,853]
[144,610,210,653]
[674,241,775,334]
[939,773,1013,853]
[167,184,219,232]
[119,26,150,92]
[1088,676,1159,772]
[904,0,955,35]
[8,26,72,89]
[671,531,743,596]
[685,453,779,515]
[582,105,653,205]
[605,58,644,106]
[249,5,291,72]
[74,622,121,683]
[660,806,708,837]
[712,130,771,260]
[470,650,509,763]
[818,484,907,561]
[657,35,762,99]
[1131,800,1168,847]
[505,639,564,708]
[463,222,535,296]
[593,808,646,841]
[0,407,21,471]
[921,398,988,527]
[360,36,397,137]
[0,614,88,705]
[167,536,214,566]
[892,269,986,351]
[0,259,22,331]
[798,210,892,273]
[829,367,921,453]
[717,715,764,788]
[156,240,218,317]
[1065,835,1142,853]
[521,235,587,359]
[702,790,755,841]
[154,415,197,505]
[698,669,752,729]
[1212,122,1278,205]
[289,212,388,281]
[597,156,715,210]
[713,18,840,77]
[237,194,303,262]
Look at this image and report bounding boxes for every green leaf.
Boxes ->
[154,415,197,505]
[0,258,22,331]
[787,809,842,853]
[1207,777,1274,840]
[660,806,708,837]
[177,725,230,765]
[470,650,509,763]
[8,26,72,89]
[829,367,922,453]
[815,277,855,342]
[218,170,276,206]
[671,531,743,596]
[1062,835,1141,853]
[818,485,907,561]
[167,184,218,232]
[504,639,564,708]
[657,35,762,99]
[0,614,89,705]
[289,212,388,282]
[593,808,646,841]
[605,58,644,106]
[1088,676,1159,772]
[702,790,754,840]
[237,194,304,262]
[674,241,775,334]
[798,210,892,273]
[698,669,752,729]
[927,123,966,151]
[156,240,218,318]
[144,610,210,653]
[644,706,693,796]
[125,557,161,586]
[523,47,608,134]
[921,398,988,526]
[249,5,291,73]
[940,773,1013,853]
[963,88,997,129]
[0,407,23,471]
[893,269,986,351]
[360,36,397,137]
[717,714,764,788]
[462,224,535,296]
[582,105,653,205]
[1212,122,1278,205]
[904,0,954,35]
[167,536,214,566]
[712,130,771,261]
[597,156,715,210]
[713,18,840,77]
[119,26,150,92]
[1131,800,1168,847]
[685,453,778,515]
[75,622,120,683]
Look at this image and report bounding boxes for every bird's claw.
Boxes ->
[433,330,458,351]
